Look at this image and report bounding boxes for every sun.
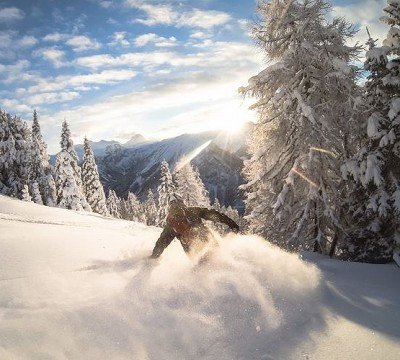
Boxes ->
[217,107,247,134]
[226,119,245,134]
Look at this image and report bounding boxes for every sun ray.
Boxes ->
[310,147,336,158]
[291,167,319,188]
[173,140,212,173]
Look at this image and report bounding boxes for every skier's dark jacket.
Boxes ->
[151,201,239,258]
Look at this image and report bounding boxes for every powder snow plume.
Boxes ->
[0,196,324,359]
[118,234,323,360]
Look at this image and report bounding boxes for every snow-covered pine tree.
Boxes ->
[125,192,142,222]
[341,0,400,263]
[157,161,176,226]
[225,206,243,229]
[107,189,121,218]
[0,111,15,195]
[21,184,32,202]
[29,110,56,206]
[119,198,129,220]
[174,163,210,207]
[54,121,91,211]
[211,198,225,233]
[144,189,158,226]
[31,181,43,205]
[212,198,222,212]
[81,137,109,216]
[0,110,31,198]
[194,166,211,206]
[240,0,360,252]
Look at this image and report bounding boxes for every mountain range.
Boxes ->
[53,124,253,212]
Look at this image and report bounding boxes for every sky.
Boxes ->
[0,0,388,153]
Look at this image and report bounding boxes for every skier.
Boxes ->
[150,195,240,260]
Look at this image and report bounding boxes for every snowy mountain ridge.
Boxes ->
[50,126,251,210]
[80,128,251,210]
[73,133,148,159]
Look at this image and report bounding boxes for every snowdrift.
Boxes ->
[0,196,399,359]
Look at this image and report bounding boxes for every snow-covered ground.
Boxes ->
[0,195,399,360]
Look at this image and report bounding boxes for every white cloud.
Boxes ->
[66,35,101,52]
[75,51,178,70]
[26,69,137,94]
[108,31,130,47]
[0,30,14,48]
[107,17,118,25]
[75,54,116,69]
[0,60,33,83]
[43,32,67,42]
[0,7,24,23]
[190,31,210,39]
[26,91,80,106]
[34,47,67,68]
[179,9,231,29]
[126,0,231,29]
[3,69,138,119]
[99,1,113,8]
[75,41,261,72]
[333,0,387,47]
[19,35,38,47]
[0,32,38,59]
[134,33,177,47]
[238,19,250,34]
[129,1,177,26]
[2,98,31,113]
[43,33,101,52]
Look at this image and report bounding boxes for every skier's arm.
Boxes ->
[150,225,176,258]
[194,207,240,232]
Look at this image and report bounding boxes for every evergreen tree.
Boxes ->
[54,121,91,211]
[0,110,31,198]
[119,198,130,220]
[107,189,121,218]
[341,0,400,262]
[82,137,109,216]
[194,166,211,206]
[31,181,43,205]
[144,189,158,226]
[240,0,360,252]
[0,111,15,196]
[29,110,56,206]
[157,161,176,226]
[174,163,210,207]
[212,198,222,212]
[21,184,32,202]
[211,198,225,233]
[125,191,143,221]
[225,206,243,229]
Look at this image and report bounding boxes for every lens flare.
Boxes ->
[173,140,212,173]
[291,167,318,188]
[310,147,336,158]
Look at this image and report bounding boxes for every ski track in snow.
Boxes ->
[0,195,399,360]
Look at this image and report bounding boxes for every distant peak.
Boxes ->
[124,133,147,147]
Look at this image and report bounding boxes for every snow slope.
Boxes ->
[0,195,399,359]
